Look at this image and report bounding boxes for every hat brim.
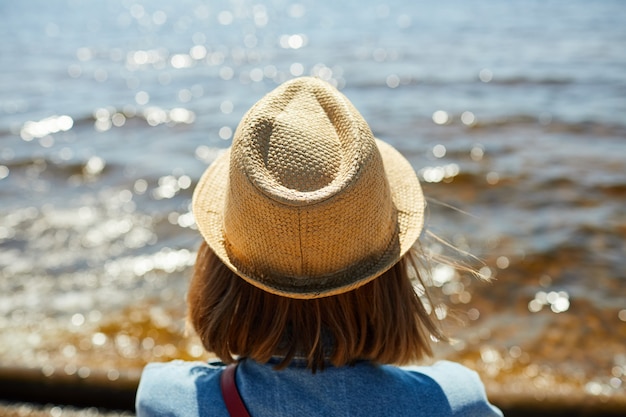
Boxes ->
[192,138,424,298]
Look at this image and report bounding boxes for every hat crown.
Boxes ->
[234,77,372,205]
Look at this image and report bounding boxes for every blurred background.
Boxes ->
[0,0,625,414]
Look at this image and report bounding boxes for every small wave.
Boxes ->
[1,156,114,181]
[485,76,574,86]
[469,114,538,129]
[467,116,626,136]
[345,75,575,90]
[2,106,197,141]
[598,183,626,198]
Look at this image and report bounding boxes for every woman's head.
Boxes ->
[188,241,446,371]
[189,77,445,370]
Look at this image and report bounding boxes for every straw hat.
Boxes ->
[192,77,424,299]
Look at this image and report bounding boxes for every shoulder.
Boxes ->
[135,360,227,417]
[396,361,503,417]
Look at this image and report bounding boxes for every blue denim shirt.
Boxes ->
[136,359,502,416]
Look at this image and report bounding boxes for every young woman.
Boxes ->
[136,77,502,416]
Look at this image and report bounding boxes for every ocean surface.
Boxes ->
[1,0,625,408]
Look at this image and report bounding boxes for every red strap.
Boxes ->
[220,363,251,417]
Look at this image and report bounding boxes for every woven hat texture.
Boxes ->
[192,77,424,299]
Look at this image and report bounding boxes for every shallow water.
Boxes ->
[1,0,625,407]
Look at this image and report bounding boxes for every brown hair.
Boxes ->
[188,241,448,372]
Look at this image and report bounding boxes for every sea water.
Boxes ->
[0,0,625,407]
